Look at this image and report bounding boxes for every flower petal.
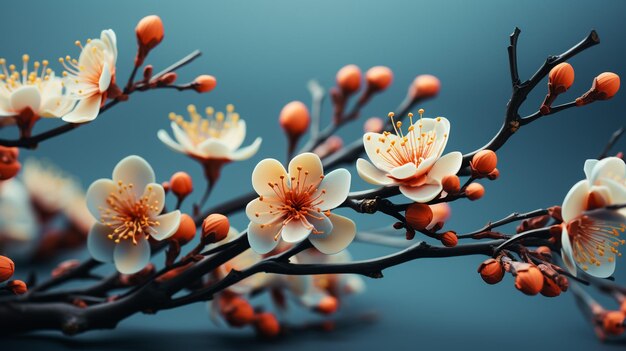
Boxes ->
[247,221,281,254]
[584,159,598,180]
[315,169,351,211]
[157,129,186,154]
[85,178,117,220]
[561,180,589,222]
[306,213,334,237]
[9,85,41,113]
[356,158,394,186]
[288,152,324,190]
[428,151,462,182]
[87,222,116,262]
[591,157,626,185]
[114,237,151,274]
[112,155,156,198]
[246,197,280,224]
[197,139,232,159]
[62,94,102,123]
[219,120,247,150]
[252,158,288,196]
[309,214,356,254]
[389,162,418,180]
[170,122,195,151]
[399,183,442,203]
[560,227,577,277]
[363,132,393,171]
[282,219,312,243]
[99,62,112,93]
[151,210,181,241]
[143,182,165,215]
[230,137,262,161]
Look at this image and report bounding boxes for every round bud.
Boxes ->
[410,74,440,99]
[254,312,281,338]
[336,64,362,94]
[514,265,544,296]
[540,277,562,297]
[602,311,625,336]
[136,15,164,51]
[429,203,451,228]
[465,183,485,201]
[0,255,15,282]
[365,66,393,91]
[192,75,217,93]
[471,150,498,176]
[441,175,461,193]
[202,214,230,243]
[405,203,433,231]
[316,295,339,315]
[6,279,27,295]
[548,62,575,94]
[595,72,621,100]
[0,146,21,181]
[477,258,504,285]
[487,168,500,181]
[171,214,196,245]
[222,297,255,327]
[535,246,552,258]
[441,231,458,247]
[279,101,310,137]
[363,117,384,133]
[169,172,193,198]
[158,72,177,85]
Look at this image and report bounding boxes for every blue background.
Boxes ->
[3,0,626,350]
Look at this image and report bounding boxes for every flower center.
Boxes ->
[256,166,328,240]
[567,214,626,271]
[169,104,240,145]
[0,55,53,92]
[368,110,447,169]
[98,181,161,245]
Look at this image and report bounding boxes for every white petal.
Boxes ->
[151,210,181,241]
[560,228,577,276]
[99,62,112,93]
[229,137,262,161]
[431,117,451,158]
[356,158,394,186]
[428,152,462,181]
[389,162,418,180]
[591,157,626,185]
[62,94,102,123]
[584,159,598,180]
[307,213,334,237]
[157,129,186,154]
[87,222,116,262]
[601,178,626,203]
[114,238,151,274]
[112,155,155,199]
[85,178,117,220]
[170,122,195,151]
[561,180,589,222]
[219,120,247,150]
[101,29,118,63]
[10,85,41,113]
[282,219,312,243]
[246,197,280,224]
[197,139,232,159]
[315,169,351,211]
[251,158,288,196]
[363,132,392,171]
[399,184,442,203]
[288,153,324,189]
[309,214,356,254]
[247,221,281,254]
[298,287,329,308]
[143,182,165,215]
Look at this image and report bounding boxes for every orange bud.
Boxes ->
[465,183,485,201]
[535,246,552,258]
[170,171,193,198]
[158,72,177,85]
[51,259,80,278]
[540,277,561,297]
[514,264,544,295]
[316,295,339,315]
[441,231,458,247]
[576,72,620,106]
[548,62,575,94]
[405,203,433,230]
[478,258,504,284]
[363,117,384,133]
[441,175,460,193]
[279,101,310,137]
[202,214,230,243]
[620,300,626,314]
[192,75,217,93]
[254,312,281,338]
[365,66,393,91]
[471,150,497,176]
[410,74,440,99]
[222,296,255,327]
[136,15,164,50]
[171,214,196,245]
[0,146,21,181]
[602,311,625,336]
[336,64,362,94]
[487,168,499,181]
[429,203,451,227]
[0,255,15,282]
[6,279,27,295]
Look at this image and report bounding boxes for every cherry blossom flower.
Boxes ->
[85,156,180,274]
[0,55,74,136]
[560,157,626,278]
[356,110,462,203]
[61,29,118,123]
[246,152,355,255]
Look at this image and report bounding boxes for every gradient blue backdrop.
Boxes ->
[3,0,626,350]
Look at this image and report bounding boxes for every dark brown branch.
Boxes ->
[457,208,549,239]
[598,126,625,159]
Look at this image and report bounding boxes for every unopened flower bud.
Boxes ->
[602,311,625,336]
[136,15,164,52]
[549,63,575,94]
[540,276,562,297]
[513,264,544,296]
[6,279,27,295]
[478,258,504,284]
[487,168,499,180]
[0,146,21,181]
[363,117,384,133]
[202,214,230,243]
[316,295,339,315]
[221,296,255,327]
[51,259,80,278]
[170,171,193,199]
[336,64,362,94]
[471,150,498,176]
[441,231,458,247]
[0,255,15,282]
[192,75,217,93]
[465,183,485,201]
[576,72,620,106]
[535,246,552,258]
[405,203,433,231]
[254,312,281,338]
[279,101,310,137]
[143,64,153,81]
[620,300,626,314]
[171,213,196,245]
[158,72,177,85]
[365,66,393,91]
[442,175,461,193]
[410,74,440,100]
